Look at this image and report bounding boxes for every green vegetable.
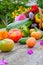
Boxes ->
[19,25,29,37]
[37,13,41,19]
[18,37,28,44]
[6,18,32,31]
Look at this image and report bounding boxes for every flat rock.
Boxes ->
[0,40,43,65]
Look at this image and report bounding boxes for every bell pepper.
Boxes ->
[35,13,41,23]
[30,5,39,13]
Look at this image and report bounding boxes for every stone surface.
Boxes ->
[0,40,43,65]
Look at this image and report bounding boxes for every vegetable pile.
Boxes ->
[0,5,43,52]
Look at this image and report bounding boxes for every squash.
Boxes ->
[0,30,8,40]
[31,31,42,40]
[26,37,36,48]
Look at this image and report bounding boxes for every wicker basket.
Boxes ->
[39,8,43,29]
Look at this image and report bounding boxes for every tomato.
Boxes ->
[29,29,35,34]
[8,28,22,42]
[26,37,36,48]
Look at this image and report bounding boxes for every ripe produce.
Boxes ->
[19,25,29,37]
[31,31,42,39]
[0,30,8,40]
[29,28,35,34]
[8,28,22,42]
[35,13,40,23]
[0,4,43,53]
[0,39,14,52]
[19,37,28,44]
[30,5,39,13]
[26,37,36,48]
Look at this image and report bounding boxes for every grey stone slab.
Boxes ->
[0,40,43,65]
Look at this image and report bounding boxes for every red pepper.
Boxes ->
[30,5,39,13]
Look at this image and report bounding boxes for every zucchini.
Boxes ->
[18,37,28,44]
[6,18,32,31]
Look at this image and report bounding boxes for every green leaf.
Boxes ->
[37,0,43,8]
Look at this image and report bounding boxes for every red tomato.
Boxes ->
[8,28,22,42]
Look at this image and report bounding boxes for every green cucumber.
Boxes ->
[18,37,28,44]
[6,18,32,31]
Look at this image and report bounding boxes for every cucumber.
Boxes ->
[6,18,32,31]
[18,37,28,44]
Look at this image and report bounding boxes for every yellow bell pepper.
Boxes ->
[35,13,41,23]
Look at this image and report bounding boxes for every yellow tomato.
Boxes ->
[30,29,35,34]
